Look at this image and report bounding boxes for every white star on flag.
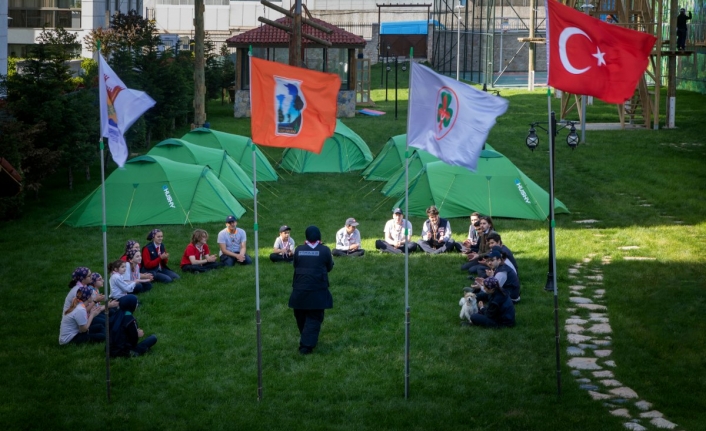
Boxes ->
[592,47,606,66]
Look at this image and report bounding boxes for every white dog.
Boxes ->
[459,291,478,322]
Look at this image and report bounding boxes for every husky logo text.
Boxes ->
[514,179,532,204]
[162,185,176,209]
[274,77,306,136]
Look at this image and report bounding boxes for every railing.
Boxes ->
[156,0,229,4]
[8,9,81,28]
[329,22,374,39]
[9,0,81,8]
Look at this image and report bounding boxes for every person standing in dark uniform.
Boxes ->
[677,8,692,51]
[289,226,334,355]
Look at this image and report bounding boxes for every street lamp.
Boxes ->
[524,111,579,397]
[454,3,464,81]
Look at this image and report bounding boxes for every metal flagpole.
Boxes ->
[404,47,413,399]
[547,89,561,396]
[249,47,263,402]
[100,137,111,402]
[97,39,112,402]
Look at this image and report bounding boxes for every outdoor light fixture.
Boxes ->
[566,123,579,149]
[526,125,539,151]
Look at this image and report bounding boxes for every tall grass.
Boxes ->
[0,66,704,430]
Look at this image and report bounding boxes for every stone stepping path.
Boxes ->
[564,259,681,430]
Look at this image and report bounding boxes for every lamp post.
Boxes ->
[578,1,594,143]
[525,111,579,397]
[385,45,390,101]
[454,3,464,81]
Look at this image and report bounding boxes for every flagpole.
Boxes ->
[100,137,111,402]
[97,40,112,403]
[249,47,264,402]
[547,88,561,396]
[403,47,413,400]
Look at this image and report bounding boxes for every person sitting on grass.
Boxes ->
[454,212,481,254]
[486,233,518,275]
[375,208,417,254]
[181,228,222,273]
[218,215,252,266]
[59,285,105,345]
[125,249,155,290]
[87,272,118,328]
[120,240,139,262]
[142,229,181,283]
[333,218,365,257]
[109,259,150,300]
[470,277,515,328]
[109,294,157,358]
[417,205,455,254]
[63,267,93,313]
[462,216,497,275]
[270,225,295,263]
[474,248,521,304]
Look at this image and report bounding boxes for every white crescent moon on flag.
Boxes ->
[559,28,592,74]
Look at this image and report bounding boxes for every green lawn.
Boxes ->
[0,70,704,430]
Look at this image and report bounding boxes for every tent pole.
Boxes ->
[253,143,263,401]
[100,138,111,402]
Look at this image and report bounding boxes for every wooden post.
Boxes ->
[528,0,535,91]
[194,0,206,127]
[289,0,302,67]
[666,0,677,128]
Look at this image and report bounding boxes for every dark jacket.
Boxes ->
[481,289,515,327]
[677,11,692,30]
[142,242,172,271]
[110,295,140,358]
[289,242,334,310]
[495,262,520,301]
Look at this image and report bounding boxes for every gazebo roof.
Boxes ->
[226,17,366,48]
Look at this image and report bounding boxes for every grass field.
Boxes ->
[0,68,704,430]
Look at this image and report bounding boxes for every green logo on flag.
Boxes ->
[435,87,459,140]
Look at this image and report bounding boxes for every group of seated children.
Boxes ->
[59,267,156,358]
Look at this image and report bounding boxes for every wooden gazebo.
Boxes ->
[226,15,367,118]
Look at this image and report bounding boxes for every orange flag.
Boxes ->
[250,57,341,154]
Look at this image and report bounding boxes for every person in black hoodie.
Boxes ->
[470,277,515,328]
[289,226,334,355]
[110,295,157,358]
[677,8,693,51]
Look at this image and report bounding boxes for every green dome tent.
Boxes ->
[381,148,440,197]
[58,156,246,227]
[181,128,278,182]
[362,134,407,181]
[147,138,256,200]
[393,150,569,221]
[279,120,373,173]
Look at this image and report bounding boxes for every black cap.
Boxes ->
[225,215,237,223]
[279,225,291,233]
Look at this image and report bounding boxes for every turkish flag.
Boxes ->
[250,57,340,154]
[547,0,656,104]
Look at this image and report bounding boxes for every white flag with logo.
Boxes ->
[99,54,156,167]
[407,62,508,172]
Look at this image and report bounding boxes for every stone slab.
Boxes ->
[618,246,640,250]
[567,334,593,344]
[588,390,613,400]
[595,349,612,358]
[565,324,585,334]
[639,411,663,418]
[604,360,617,367]
[567,346,585,356]
[634,400,652,411]
[592,370,614,378]
[650,418,677,429]
[600,379,622,387]
[577,303,608,311]
[568,357,602,370]
[610,387,639,399]
[570,297,593,304]
[575,219,600,224]
[588,324,613,334]
[566,318,588,325]
[610,408,631,418]
[623,423,647,431]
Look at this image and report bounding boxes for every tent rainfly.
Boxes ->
[147,138,256,200]
[58,155,246,227]
[362,134,407,181]
[279,120,373,173]
[181,128,278,182]
[393,150,570,221]
[381,148,439,197]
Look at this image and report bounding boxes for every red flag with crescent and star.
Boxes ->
[546,0,656,104]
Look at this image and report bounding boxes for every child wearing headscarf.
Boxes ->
[120,240,138,262]
[59,285,105,345]
[142,229,180,283]
[110,295,157,358]
[63,267,92,313]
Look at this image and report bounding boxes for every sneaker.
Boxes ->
[299,347,313,355]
